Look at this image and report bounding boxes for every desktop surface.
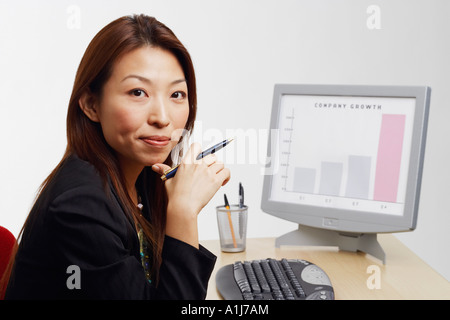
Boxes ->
[202,234,450,300]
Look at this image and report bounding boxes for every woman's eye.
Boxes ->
[171,91,186,99]
[130,89,146,97]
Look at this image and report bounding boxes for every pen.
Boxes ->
[239,182,244,208]
[224,194,237,248]
[160,138,234,181]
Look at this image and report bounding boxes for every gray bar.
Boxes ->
[293,167,316,193]
[345,155,372,199]
[319,162,343,196]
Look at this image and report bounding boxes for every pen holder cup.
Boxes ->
[216,205,248,253]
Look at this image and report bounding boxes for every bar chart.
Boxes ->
[291,114,406,202]
[270,94,416,215]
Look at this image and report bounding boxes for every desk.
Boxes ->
[202,234,450,300]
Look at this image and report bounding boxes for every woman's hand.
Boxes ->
[152,143,230,248]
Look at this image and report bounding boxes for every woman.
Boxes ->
[1,14,230,299]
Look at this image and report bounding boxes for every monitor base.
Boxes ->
[276,225,386,264]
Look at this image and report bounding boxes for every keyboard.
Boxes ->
[215,258,334,300]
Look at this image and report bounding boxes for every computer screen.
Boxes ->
[261,84,431,262]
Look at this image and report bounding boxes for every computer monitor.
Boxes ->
[261,84,431,263]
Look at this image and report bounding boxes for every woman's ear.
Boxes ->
[79,90,100,122]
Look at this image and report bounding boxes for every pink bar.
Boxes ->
[373,114,406,202]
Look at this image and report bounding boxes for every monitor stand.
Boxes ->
[275,225,386,264]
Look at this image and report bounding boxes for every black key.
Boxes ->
[269,259,295,299]
[283,288,295,300]
[244,261,261,293]
[252,261,271,293]
[243,292,254,300]
[269,259,289,289]
[281,259,305,298]
[272,289,285,300]
[233,262,251,294]
[260,260,280,291]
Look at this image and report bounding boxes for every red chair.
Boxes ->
[0,226,16,299]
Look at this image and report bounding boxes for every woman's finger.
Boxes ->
[151,163,172,175]
[218,167,231,186]
[209,160,224,173]
[201,154,217,166]
[182,142,203,164]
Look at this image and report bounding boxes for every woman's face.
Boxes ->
[93,46,190,173]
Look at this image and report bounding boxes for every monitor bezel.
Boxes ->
[261,84,431,234]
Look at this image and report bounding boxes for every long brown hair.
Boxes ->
[1,14,197,295]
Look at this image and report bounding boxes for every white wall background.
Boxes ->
[1,0,449,281]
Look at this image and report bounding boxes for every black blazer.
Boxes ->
[5,154,216,300]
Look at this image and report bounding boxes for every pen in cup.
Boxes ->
[224,194,237,249]
[239,182,244,208]
[160,138,234,181]
[238,182,245,239]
